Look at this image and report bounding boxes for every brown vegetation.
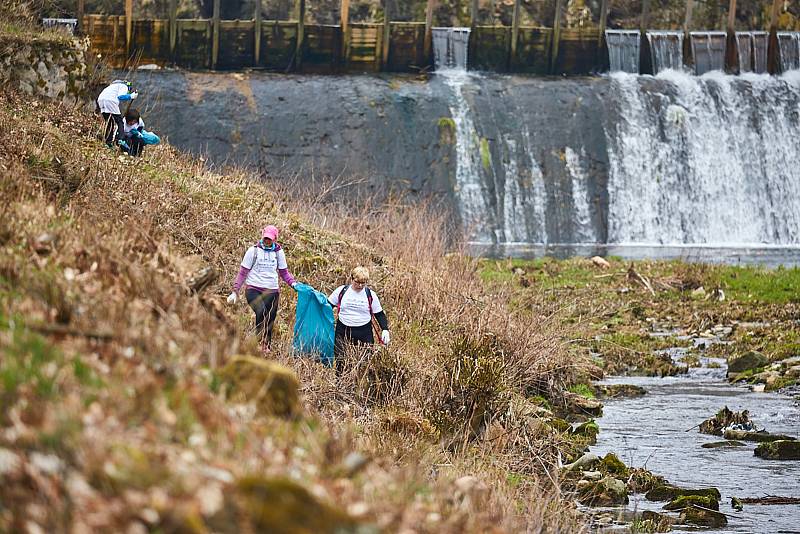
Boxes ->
[0,89,593,532]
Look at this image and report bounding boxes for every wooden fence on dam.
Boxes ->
[75,0,792,75]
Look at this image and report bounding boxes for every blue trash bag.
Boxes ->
[292,283,334,366]
[132,129,160,145]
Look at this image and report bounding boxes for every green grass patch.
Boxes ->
[568,383,595,399]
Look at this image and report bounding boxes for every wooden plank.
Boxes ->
[423,0,435,65]
[77,0,84,34]
[550,0,565,73]
[382,2,391,67]
[212,0,220,69]
[169,0,178,57]
[725,0,737,71]
[125,0,132,57]
[598,0,610,46]
[295,0,306,70]
[510,0,521,69]
[255,0,262,65]
[341,0,350,65]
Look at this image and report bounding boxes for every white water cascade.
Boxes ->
[690,31,726,75]
[646,31,684,74]
[605,30,641,73]
[432,27,471,70]
[605,70,800,245]
[777,32,800,72]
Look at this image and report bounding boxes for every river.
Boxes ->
[592,355,800,533]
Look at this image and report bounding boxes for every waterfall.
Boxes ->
[605,71,800,245]
[736,31,768,73]
[690,31,726,75]
[646,31,684,74]
[432,27,471,71]
[777,32,800,73]
[605,30,641,73]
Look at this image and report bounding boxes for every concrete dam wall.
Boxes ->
[134,69,800,253]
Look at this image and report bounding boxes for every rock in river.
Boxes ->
[727,351,768,375]
[578,476,629,506]
[679,506,728,528]
[723,430,797,443]
[701,440,746,449]
[754,440,800,460]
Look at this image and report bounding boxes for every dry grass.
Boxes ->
[0,90,590,533]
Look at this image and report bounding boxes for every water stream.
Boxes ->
[606,30,641,74]
[646,31,684,74]
[592,357,800,533]
[778,32,800,73]
[691,32,727,75]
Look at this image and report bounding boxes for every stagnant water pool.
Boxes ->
[591,358,800,533]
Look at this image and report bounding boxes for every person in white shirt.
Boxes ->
[226,225,297,352]
[327,266,390,374]
[119,109,146,157]
[96,79,138,148]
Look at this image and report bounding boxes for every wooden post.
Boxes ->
[125,0,133,58]
[550,0,565,74]
[726,0,737,31]
[169,0,178,58]
[76,0,84,34]
[255,0,262,65]
[597,0,610,46]
[295,0,306,70]
[382,1,392,69]
[212,0,220,69]
[509,0,521,69]
[683,0,694,32]
[640,0,650,32]
[471,0,479,27]
[725,0,737,71]
[683,0,694,69]
[424,0,436,65]
[341,0,351,66]
[767,0,782,73]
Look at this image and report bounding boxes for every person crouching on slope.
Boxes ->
[328,266,390,374]
[227,225,297,353]
[96,79,138,148]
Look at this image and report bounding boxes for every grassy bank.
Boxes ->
[0,90,597,532]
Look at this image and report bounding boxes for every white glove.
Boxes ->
[130,91,138,100]
[291,282,298,290]
[381,330,390,346]
[226,292,238,305]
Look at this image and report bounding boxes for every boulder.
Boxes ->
[680,506,728,528]
[723,430,796,443]
[581,470,602,481]
[563,453,600,472]
[596,384,646,398]
[231,477,368,533]
[639,510,674,532]
[698,406,752,436]
[577,476,629,507]
[646,485,721,502]
[663,495,719,511]
[727,351,767,375]
[218,356,300,418]
[600,453,628,477]
[571,420,599,444]
[701,440,746,449]
[785,366,800,379]
[563,391,603,417]
[754,440,800,460]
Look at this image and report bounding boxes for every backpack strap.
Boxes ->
[336,285,349,314]
[249,245,258,270]
[365,287,374,315]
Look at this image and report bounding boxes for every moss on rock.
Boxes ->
[754,440,800,460]
[663,494,719,511]
[218,356,300,418]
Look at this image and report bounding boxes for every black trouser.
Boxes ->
[127,134,145,157]
[101,112,124,146]
[246,288,280,347]
[334,320,374,375]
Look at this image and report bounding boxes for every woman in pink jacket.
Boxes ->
[227,225,296,352]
